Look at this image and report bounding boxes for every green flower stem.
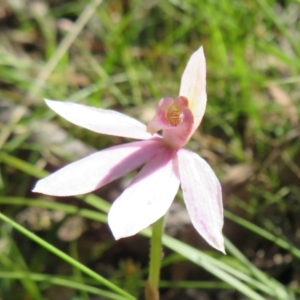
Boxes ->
[146,216,165,300]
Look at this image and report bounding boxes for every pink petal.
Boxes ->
[108,147,180,239]
[45,99,153,140]
[177,149,225,253]
[179,46,207,135]
[33,139,163,196]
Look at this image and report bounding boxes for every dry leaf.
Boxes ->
[268,83,298,125]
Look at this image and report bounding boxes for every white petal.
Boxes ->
[179,46,207,135]
[33,139,163,196]
[177,149,225,253]
[45,99,153,140]
[108,147,180,239]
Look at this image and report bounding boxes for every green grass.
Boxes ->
[1,0,300,299]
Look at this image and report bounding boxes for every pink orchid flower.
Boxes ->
[33,47,225,253]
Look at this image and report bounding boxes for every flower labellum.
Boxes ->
[33,46,225,253]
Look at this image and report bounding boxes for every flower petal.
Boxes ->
[177,149,225,253]
[33,138,163,196]
[108,147,180,239]
[179,46,207,135]
[45,99,153,140]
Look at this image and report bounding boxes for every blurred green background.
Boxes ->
[0,0,300,299]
